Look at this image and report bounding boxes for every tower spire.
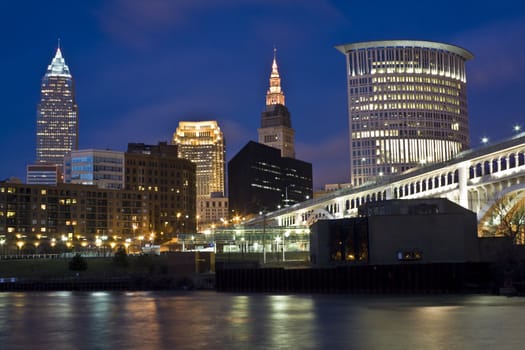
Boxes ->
[266,47,285,106]
[259,47,295,159]
[46,41,70,78]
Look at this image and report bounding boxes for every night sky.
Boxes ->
[0,0,523,190]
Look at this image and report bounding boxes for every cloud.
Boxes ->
[453,17,525,89]
[296,133,350,189]
[96,0,202,48]
[221,120,255,158]
[85,88,256,154]
[86,100,180,150]
[96,0,343,48]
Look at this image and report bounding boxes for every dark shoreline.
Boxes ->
[0,274,214,292]
[2,262,524,296]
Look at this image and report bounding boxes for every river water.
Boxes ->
[0,291,523,349]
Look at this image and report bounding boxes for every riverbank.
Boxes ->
[0,253,215,291]
[2,254,525,294]
[0,275,214,291]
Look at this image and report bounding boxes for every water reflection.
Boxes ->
[0,293,524,349]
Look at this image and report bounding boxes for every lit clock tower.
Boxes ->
[258,48,295,158]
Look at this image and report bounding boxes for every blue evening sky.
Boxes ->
[0,0,523,189]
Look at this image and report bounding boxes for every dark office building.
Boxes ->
[125,142,196,240]
[228,141,312,217]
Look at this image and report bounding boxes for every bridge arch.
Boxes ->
[305,208,334,225]
[477,183,525,234]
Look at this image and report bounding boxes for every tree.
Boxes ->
[69,253,88,271]
[484,193,525,292]
[113,246,129,267]
[487,193,525,245]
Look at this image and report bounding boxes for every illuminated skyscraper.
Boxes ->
[258,49,295,159]
[36,44,78,167]
[173,121,226,229]
[336,40,473,186]
[173,121,225,197]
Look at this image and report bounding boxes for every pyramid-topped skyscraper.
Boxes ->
[36,43,78,167]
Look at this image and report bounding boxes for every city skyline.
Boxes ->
[0,1,523,189]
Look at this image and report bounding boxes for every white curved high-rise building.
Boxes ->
[336,40,473,187]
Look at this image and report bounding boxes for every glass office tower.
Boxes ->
[336,40,473,186]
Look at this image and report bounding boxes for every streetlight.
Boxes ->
[481,137,489,144]
[514,125,522,133]
[211,224,216,253]
[132,223,138,239]
[259,210,267,264]
[283,230,290,261]
[61,235,68,253]
[101,235,108,256]
[16,241,24,255]
[149,232,155,245]
[196,215,200,233]
[138,235,144,250]
[275,235,281,261]
[0,237,5,256]
[95,237,102,256]
[176,212,182,234]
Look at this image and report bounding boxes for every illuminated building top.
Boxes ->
[45,45,72,78]
[336,40,473,61]
[173,121,226,197]
[266,48,285,106]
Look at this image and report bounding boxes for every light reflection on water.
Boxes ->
[0,292,524,349]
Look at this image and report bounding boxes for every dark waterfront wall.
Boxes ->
[216,263,492,293]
